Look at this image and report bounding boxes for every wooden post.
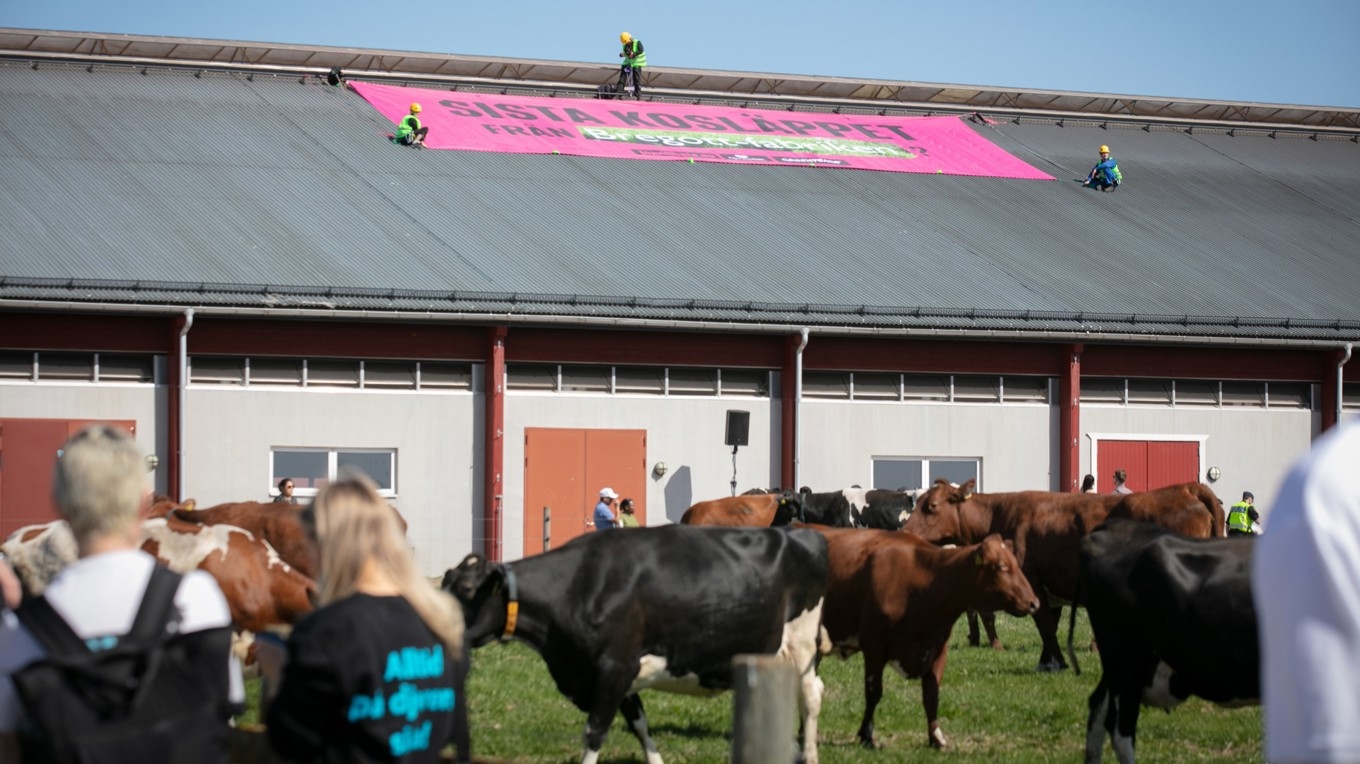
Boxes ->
[731,655,798,764]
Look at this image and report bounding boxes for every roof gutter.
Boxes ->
[2,299,1356,350]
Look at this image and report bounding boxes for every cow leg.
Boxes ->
[966,609,982,647]
[796,661,824,764]
[1032,604,1069,672]
[580,667,631,764]
[1084,678,1112,764]
[981,610,1001,650]
[857,651,886,748]
[922,648,949,749]
[1109,683,1141,764]
[781,601,824,764]
[618,693,663,764]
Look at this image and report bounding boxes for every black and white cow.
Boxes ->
[443,524,830,764]
[796,488,915,530]
[1076,518,1258,764]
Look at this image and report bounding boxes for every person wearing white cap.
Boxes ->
[594,487,619,531]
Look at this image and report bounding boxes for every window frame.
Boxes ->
[270,447,398,498]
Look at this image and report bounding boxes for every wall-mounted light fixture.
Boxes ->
[146,454,160,473]
[1207,466,1222,482]
[653,462,668,477]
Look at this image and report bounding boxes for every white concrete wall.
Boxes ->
[798,399,1058,492]
[183,387,478,575]
[1080,404,1315,526]
[501,392,780,559]
[0,381,164,482]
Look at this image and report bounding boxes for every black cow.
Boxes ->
[796,488,914,529]
[443,525,830,764]
[1075,518,1258,764]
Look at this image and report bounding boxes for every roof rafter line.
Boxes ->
[3,277,1359,333]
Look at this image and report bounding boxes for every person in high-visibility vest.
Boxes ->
[392,102,429,148]
[1227,491,1260,536]
[617,32,647,100]
[1083,144,1122,192]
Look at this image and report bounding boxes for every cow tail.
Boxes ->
[1199,484,1227,538]
[1066,576,1082,676]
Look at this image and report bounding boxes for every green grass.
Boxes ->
[240,611,1262,763]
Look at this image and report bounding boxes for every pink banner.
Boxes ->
[351,81,1052,179]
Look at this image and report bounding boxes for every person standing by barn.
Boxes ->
[593,487,619,531]
[1227,491,1260,536]
[618,498,640,528]
[1112,468,1134,494]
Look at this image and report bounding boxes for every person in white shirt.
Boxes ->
[0,424,240,762]
[1255,421,1360,763]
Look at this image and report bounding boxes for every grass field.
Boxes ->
[238,607,1259,763]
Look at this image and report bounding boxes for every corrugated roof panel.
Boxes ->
[1,62,1359,343]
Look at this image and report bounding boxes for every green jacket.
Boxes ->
[622,40,647,68]
[396,114,422,141]
[1227,501,1254,533]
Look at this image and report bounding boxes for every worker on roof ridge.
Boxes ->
[391,102,429,149]
[617,32,646,101]
[1083,144,1122,192]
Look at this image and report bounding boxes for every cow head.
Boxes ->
[770,490,807,525]
[442,553,511,648]
[902,478,975,545]
[970,534,1039,617]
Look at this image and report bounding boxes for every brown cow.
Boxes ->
[810,526,1039,749]
[170,501,315,578]
[1105,481,1226,538]
[4,517,315,635]
[904,479,1222,671]
[679,490,804,526]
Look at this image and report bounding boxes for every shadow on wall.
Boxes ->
[663,465,693,523]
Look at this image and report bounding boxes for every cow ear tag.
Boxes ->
[962,493,973,501]
[972,553,983,566]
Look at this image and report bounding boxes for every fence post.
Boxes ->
[731,654,798,764]
[543,506,551,551]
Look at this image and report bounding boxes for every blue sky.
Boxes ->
[4,0,1358,108]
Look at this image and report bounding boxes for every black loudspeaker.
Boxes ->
[725,410,750,447]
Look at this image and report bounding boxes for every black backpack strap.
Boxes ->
[15,595,89,658]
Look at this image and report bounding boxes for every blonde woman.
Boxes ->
[260,473,469,763]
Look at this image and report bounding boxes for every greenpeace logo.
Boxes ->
[776,157,848,166]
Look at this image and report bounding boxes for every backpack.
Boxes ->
[12,565,230,764]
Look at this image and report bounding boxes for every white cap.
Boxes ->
[599,487,619,499]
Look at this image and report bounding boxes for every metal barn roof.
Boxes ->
[1,36,1359,344]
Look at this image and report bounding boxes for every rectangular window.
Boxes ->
[1127,379,1173,405]
[507,364,557,391]
[1174,379,1218,406]
[1221,381,1266,407]
[803,371,849,399]
[1002,376,1049,403]
[0,352,35,380]
[307,359,360,387]
[38,353,93,381]
[191,357,246,385]
[952,375,1000,402]
[853,372,901,401]
[1080,378,1125,404]
[615,366,664,394]
[560,365,610,393]
[1265,382,1311,409]
[96,354,155,383]
[719,369,770,398]
[1344,383,1360,412]
[903,374,950,401]
[364,361,417,389]
[250,358,303,386]
[419,362,473,390]
[872,457,980,491]
[667,368,716,396]
[271,448,396,497]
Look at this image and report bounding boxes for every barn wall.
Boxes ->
[0,382,164,480]
[797,399,1058,492]
[1080,405,1314,524]
[182,387,479,576]
[501,392,781,559]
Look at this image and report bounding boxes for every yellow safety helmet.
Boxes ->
[620,32,632,44]
[1099,145,1110,154]
[410,102,422,114]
